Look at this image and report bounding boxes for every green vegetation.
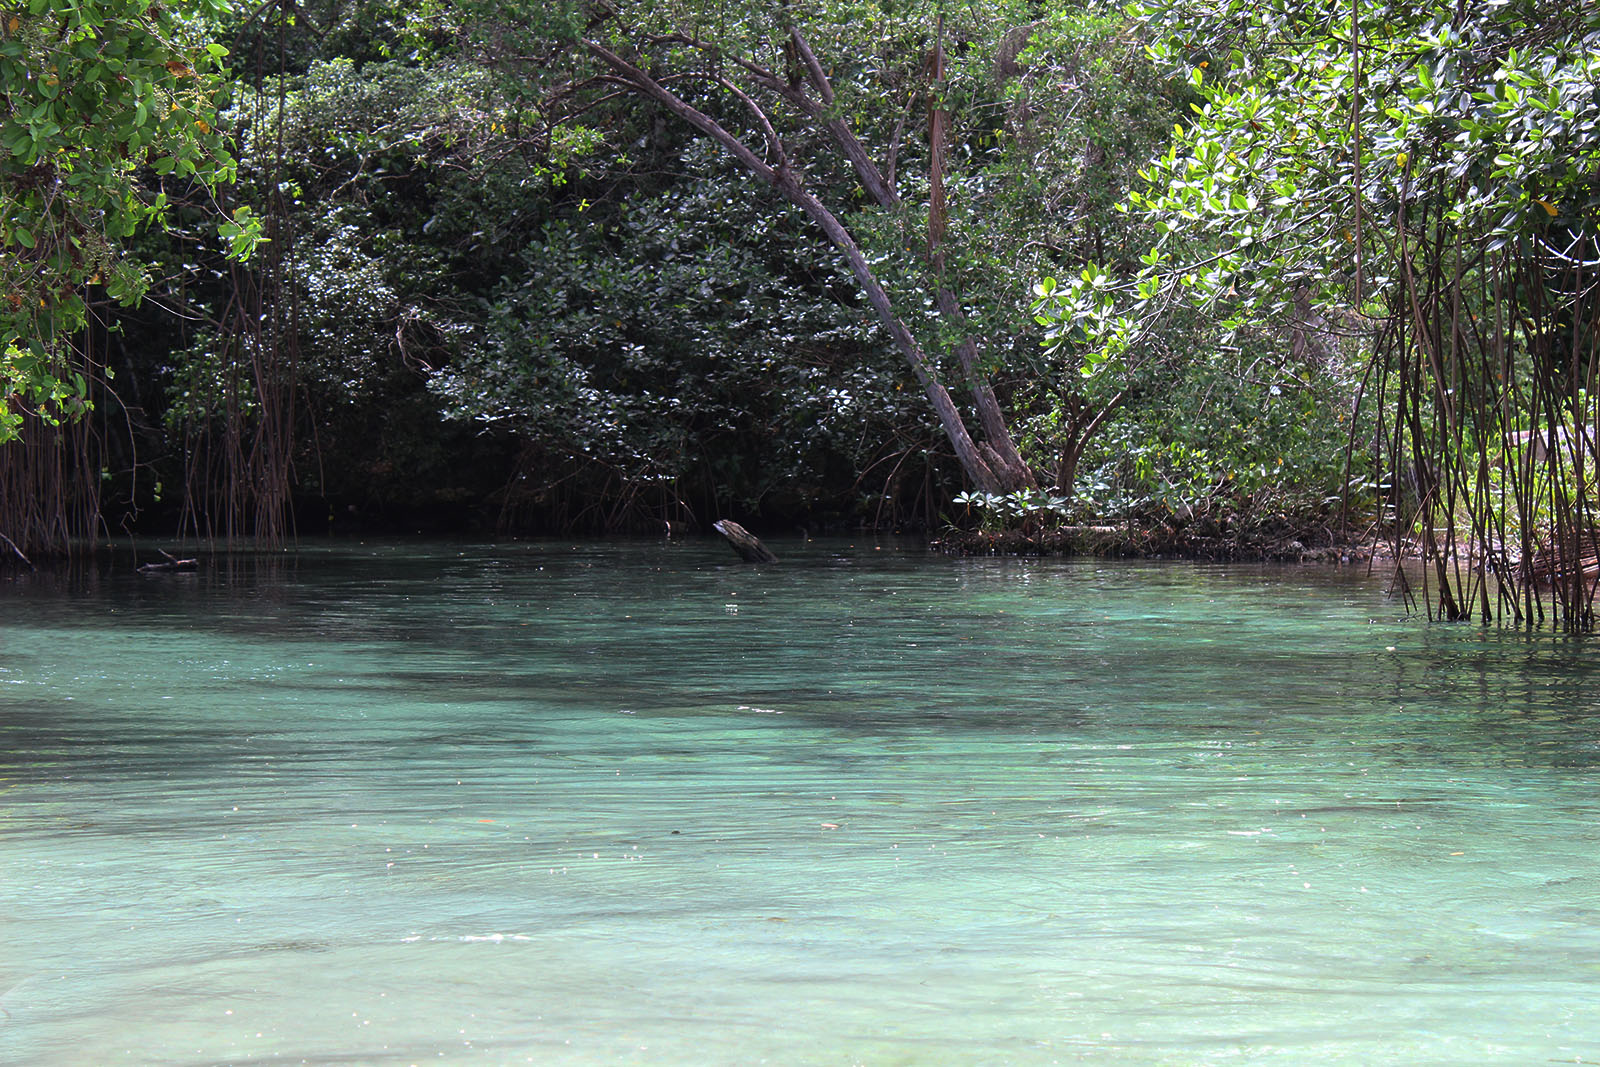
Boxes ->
[2,0,1596,626]
[1,0,255,435]
[1037,0,1600,625]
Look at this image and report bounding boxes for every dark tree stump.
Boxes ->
[713,520,778,563]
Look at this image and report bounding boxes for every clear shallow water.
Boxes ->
[1,539,1598,1066]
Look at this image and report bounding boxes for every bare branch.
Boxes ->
[719,74,788,171]
[642,30,901,207]
[656,71,789,171]
[582,39,779,184]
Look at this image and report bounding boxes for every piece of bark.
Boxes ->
[713,520,778,563]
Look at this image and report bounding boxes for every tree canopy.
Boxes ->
[1035,0,1600,625]
[1,0,255,441]
[5,0,1600,631]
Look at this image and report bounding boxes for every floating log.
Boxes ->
[713,520,778,563]
[138,550,199,573]
[1523,550,1600,588]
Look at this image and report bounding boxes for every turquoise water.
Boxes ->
[2,539,1598,1065]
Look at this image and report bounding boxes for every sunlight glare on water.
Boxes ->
[2,539,1599,1065]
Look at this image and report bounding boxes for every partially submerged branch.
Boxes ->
[713,519,778,563]
[138,550,199,573]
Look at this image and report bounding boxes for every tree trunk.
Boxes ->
[935,289,1033,488]
[927,24,1031,490]
[1290,282,1328,367]
[1054,391,1124,492]
[582,37,1006,492]
[774,173,1005,491]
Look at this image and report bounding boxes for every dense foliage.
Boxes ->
[1036,0,1600,623]
[5,0,1595,629]
[0,0,252,440]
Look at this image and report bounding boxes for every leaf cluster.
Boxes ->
[1,0,251,438]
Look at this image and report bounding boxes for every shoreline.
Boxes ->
[932,525,1403,565]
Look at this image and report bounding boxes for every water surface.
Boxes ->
[2,540,1598,1064]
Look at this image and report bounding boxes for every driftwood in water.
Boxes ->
[138,550,199,574]
[1523,544,1600,588]
[713,520,778,563]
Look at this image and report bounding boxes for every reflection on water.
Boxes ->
[3,539,1599,1064]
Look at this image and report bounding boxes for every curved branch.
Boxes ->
[583,38,779,184]
[766,77,901,207]
[643,69,788,169]
[718,74,787,171]
[644,29,901,207]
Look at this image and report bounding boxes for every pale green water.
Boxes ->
[1,540,1598,1066]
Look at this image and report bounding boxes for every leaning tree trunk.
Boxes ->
[580,34,1028,493]
[926,23,1032,489]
